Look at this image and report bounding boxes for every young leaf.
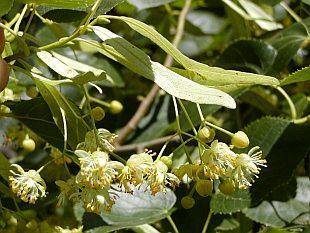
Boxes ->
[33,77,89,149]
[89,27,236,108]
[104,16,279,91]
[281,66,310,86]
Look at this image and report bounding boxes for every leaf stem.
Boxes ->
[173,97,193,164]
[38,0,103,51]
[167,215,179,233]
[201,210,213,233]
[276,87,297,120]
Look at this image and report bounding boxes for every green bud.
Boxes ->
[195,180,213,197]
[91,106,105,121]
[181,196,195,209]
[219,179,235,195]
[198,127,215,143]
[26,86,38,98]
[231,131,249,148]
[160,156,173,169]
[110,100,123,114]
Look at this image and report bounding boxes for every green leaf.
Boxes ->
[244,179,310,228]
[302,0,310,6]
[0,153,11,181]
[238,0,283,31]
[21,0,94,10]
[34,78,89,149]
[86,188,176,232]
[250,122,310,204]
[5,98,64,150]
[215,39,277,74]
[127,0,175,10]
[0,0,14,17]
[0,181,12,197]
[243,201,286,227]
[88,27,236,108]
[281,66,310,86]
[210,189,251,214]
[186,11,226,35]
[104,16,279,92]
[243,116,290,155]
[267,19,309,75]
[215,218,240,231]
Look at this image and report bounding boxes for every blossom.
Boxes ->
[76,150,123,188]
[201,140,237,178]
[232,146,267,188]
[148,160,179,195]
[119,152,154,190]
[9,164,46,204]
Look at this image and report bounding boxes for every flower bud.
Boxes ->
[231,131,249,148]
[109,100,123,114]
[26,86,38,98]
[219,179,235,195]
[195,180,213,197]
[181,196,195,209]
[198,127,215,143]
[22,138,36,152]
[160,156,172,169]
[91,106,105,121]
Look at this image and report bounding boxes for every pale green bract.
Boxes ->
[91,26,237,109]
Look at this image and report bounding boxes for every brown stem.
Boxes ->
[116,0,192,145]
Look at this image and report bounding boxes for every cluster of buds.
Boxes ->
[175,127,266,208]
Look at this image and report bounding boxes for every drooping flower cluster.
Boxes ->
[119,151,179,195]
[56,150,179,213]
[175,140,266,195]
[9,164,46,204]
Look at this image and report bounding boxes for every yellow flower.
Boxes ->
[148,160,179,195]
[76,150,123,188]
[9,164,46,204]
[233,146,266,188]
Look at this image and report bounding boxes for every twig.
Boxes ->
[167,215,179,233]
[116,0,192,145]
[276,86,297,120]
[115,134,179,152]
[201,211,213,233]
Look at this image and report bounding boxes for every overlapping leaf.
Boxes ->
[104,16,279,92]
[88,26,236,108]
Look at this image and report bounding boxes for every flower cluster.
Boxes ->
[9,164,46,204]
[119,151,179,195]
[175,139,267,196]
[56,150,179,213]
[0,88,17,113]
